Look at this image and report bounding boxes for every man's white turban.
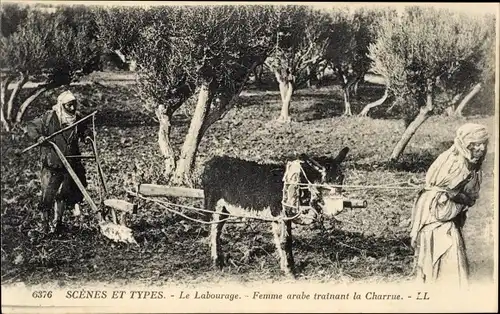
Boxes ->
[57,91,76,105]
[53,91,77,125]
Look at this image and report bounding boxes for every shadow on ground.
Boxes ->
[94,108,157,127]
[297,100,345,121]
[293,226,413,276]
[346,141,454,173]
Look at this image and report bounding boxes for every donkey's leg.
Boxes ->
[272,220,295,277]
[210,200,227,269]
[272,221,285,271]
[284,220,295,275]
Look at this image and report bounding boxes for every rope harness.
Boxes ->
[128,160,328,225]
[128,159,424,225]
[128,191,304,224]
[281,160,323,221]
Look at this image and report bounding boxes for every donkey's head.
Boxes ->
[284,147,349,224]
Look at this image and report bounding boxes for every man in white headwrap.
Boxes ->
[27,90,91,234]
[410,123,489,287]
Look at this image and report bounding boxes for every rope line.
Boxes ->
[155,201,235,225]
[295,182,423,190]
[128,191,305,223]
[126,162,424,226]
[295,158,423,191]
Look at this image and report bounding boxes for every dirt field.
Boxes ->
[1,73,496,286]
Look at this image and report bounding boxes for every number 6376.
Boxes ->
[32,291,52,298]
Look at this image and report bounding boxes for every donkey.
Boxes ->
[200,147,350,276]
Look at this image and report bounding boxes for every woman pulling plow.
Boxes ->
[410,123,490,288]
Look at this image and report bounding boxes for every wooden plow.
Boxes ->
[133,184,368,209]
[126,184,245,224]
[127,182,369,225]
[21,111,138,244]
[126,157,424,226]
[124,162,421,241]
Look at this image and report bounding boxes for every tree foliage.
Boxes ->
[94,6,150,57]
[267,6,331,86]
[134,5,277,112]
[263,5,331,121]
[371,7,493,114]
[368,6,495,160]
[132,5,277,183]
[0,4,29,38]
[325,6,397,116]
[0,4,103,131]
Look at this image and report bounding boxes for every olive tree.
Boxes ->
[442,13,496,117]
[265,6,331,122]
[94,6,150,69]
[0,3,29,37]
[325,7,395,116]
[356,7,397,117]
[0,5,102,131]
[133,6,277,185]
[368,6,494,161]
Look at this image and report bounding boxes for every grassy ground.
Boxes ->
[1,76,496,287]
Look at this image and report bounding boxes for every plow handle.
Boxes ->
[20,110,98,155]
[47,140,100,214]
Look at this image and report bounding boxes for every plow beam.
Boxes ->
[138,184,204,199]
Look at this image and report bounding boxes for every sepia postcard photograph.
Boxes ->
[1,1,498,313]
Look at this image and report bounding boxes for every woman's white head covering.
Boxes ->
[53,91,77,126]
[453,123,489,162]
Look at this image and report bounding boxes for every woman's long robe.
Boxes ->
[410,146,482,287]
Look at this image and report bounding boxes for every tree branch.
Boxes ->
[6,72,28,121]
[15,81,62,123]
[201,60,260,134]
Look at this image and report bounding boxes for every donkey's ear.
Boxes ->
[298,153,309,161]
[333,147,349,164]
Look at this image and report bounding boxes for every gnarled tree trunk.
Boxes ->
[169,61,260,186]
[1,76,14,132]
[7,73,28,121]
[444,93,463,116]
[277,79,293,122]
[201,61,260,133]
[353,81,359,96]
[155,105,176,181]
[337,70,359,117]
[352,75,364,96]
[390,80,434,161]
[1,76,14,105]
[305,65,311,88]
[172,82,213,186]
[455,83,482,117]
[342,87,352,116]
[272,69,294,122]
[315,63,328,88]
[358,88,389,117]
[0,106,8,132]
[16,83,61,123]
[253,64,263,85]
